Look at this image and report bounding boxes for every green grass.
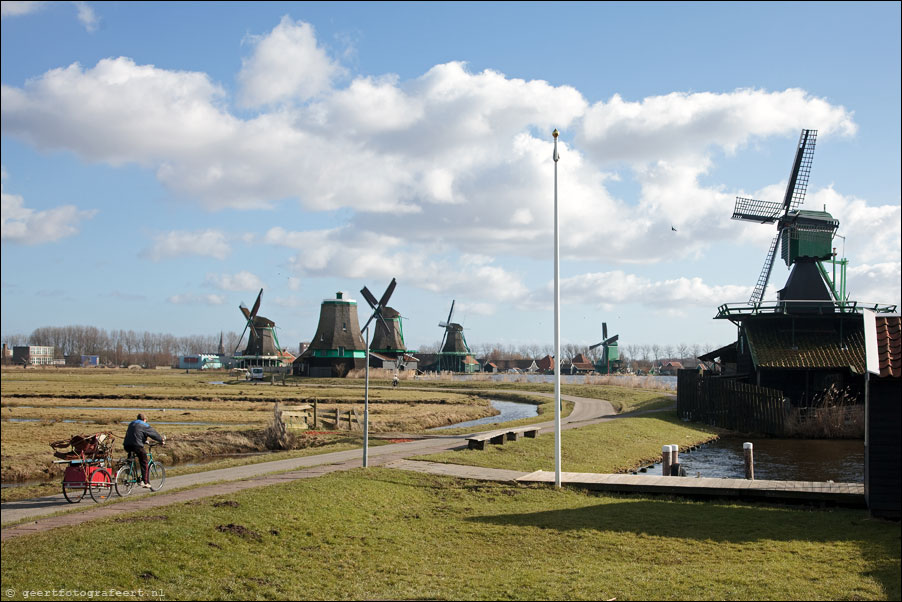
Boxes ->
[418,413,720,474]
[2,469,898,600]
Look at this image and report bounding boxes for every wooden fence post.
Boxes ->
[313,399,318,428]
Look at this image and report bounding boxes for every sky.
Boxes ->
[1,1,900,355]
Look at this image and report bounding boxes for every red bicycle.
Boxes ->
[51,432,115,503]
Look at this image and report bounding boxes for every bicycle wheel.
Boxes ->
[89,468,113,502]
[115,464,135,497]
[147,462,166,491]
[62,480,86,503]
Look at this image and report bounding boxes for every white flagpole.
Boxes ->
[363,325,370,468]
[553,128,561,489]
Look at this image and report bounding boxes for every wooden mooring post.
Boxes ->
[662,445,672,476]
[744,442,754,480]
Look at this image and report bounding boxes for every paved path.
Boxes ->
[1,391,618,538]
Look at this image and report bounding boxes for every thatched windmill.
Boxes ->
[295,292,367,377]
[436,300,473,372]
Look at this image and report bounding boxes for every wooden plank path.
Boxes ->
[516,470,865,507]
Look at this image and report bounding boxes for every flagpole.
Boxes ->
[553,128,561,489]
[363,325,370,468]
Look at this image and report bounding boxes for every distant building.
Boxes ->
[658,361,684,375]
[13,346,55,366]
[81,355,100,367]
[178,354,223,370]
[569,354,596,374]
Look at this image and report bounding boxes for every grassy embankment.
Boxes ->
[2,468,899,601]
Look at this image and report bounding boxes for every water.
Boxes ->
[650,437,864,482]
[430,400,539,431]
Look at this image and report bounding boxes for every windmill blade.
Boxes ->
[378,278,397,308]
[446,300,455,326]
[602,322,608,340]
[589,341,604,350]
[234,322,249,354]
[732,197,784,223]
[603,334,619,346]
[781,129,817,213]
[249,288,263,318]
[360,286,379,310]
[239,303,251,320]
[749,232,783,304]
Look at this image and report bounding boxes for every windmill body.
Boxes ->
[590,322,621,374]
[234,289,284,369]
[294,292,367,377]
[433,301,477,372]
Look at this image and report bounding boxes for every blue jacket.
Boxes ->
[124,419,163,449]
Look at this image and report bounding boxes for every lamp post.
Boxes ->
[553,128,561,489]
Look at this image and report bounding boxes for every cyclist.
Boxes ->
[123,413,165,488]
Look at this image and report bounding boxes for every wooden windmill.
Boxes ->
[590,322,620,374]
[731,129,839,305]
[437,300,472,372]
[235,289,281,357]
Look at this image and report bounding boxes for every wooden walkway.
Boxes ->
[516,470,865,507]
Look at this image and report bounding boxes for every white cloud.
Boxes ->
[1,1,47,17]
[1,169,96,244]
[528,270,752,310]
[143,229,231,261]
[2,1,98,31]
[1,17,898,313]
[204,270,264,292]
[237,16,344,108]
[167,293,226,305]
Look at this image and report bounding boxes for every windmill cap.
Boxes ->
[323,291,356,304]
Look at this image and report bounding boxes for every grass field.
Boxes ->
[418,413,720,474]
[2,468,898,601]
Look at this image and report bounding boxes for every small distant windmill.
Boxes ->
[590,322,620,374]
[235,289,281,356]
[437,300,472,372]
[731,129,839,305]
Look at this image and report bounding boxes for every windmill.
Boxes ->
[437,300,472,372]
[590,322,620,374]
[296,291,367,377]
[235,289,281,357]
[731,129,839,306]
[363,279,406,356]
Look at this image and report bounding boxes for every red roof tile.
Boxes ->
[874,316,902,379]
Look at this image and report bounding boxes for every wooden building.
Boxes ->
[863,311,901,519]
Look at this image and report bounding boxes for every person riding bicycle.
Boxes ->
[123,413,165,488]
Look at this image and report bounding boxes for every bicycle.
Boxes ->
[114,441,166,496]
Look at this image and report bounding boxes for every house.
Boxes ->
[863,311,901,519]
[658,361,684,375]
[570,353,595,374]
[13,346,55,366]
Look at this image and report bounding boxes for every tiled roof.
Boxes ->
[745,320,866,372]
[874,316,902,379]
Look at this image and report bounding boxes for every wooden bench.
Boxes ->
[467,426,542,450]
[505,426,541,441]
[466,431,507,450]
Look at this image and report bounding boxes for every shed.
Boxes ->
[863,311,901,519]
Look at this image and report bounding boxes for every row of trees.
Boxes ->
[415,341,718,371]
[2,326,243,368]
[4,325,716,371]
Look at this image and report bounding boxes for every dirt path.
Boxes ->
[1,391,622,538]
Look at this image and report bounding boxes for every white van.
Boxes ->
[248,367,265,381]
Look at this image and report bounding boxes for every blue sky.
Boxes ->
[2,1,900,355]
